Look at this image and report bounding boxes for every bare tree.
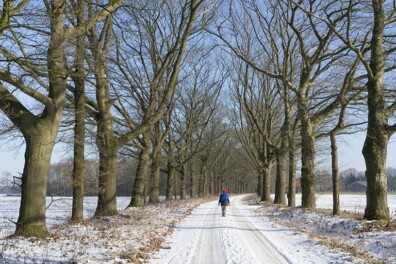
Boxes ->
[229,60,281,202]
[0,0,122,237]
[130,130,151,206]
[68,0,86,224]
[328,58,363,215]
[106,0,206,208]
[197,123,228,197]
[210,0,355,208]
[148,120,167,203]
[293,0,396,220]
[168,56,224,200]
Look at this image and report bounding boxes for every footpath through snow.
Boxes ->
[150,195,374,264]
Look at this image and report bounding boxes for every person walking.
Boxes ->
[218,189,230,217]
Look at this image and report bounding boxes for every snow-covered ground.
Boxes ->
[150,195,366,264]
[0,194,395,263]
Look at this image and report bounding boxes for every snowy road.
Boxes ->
[150,195,366,264]
[149,195,289,264]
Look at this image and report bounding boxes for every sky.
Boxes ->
[1,131,395,178]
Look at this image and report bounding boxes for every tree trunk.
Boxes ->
[166,135,175,201]
[190,163,196,198]
[299,99,316,208]
[257,168,263,197]
[94,92,118,216]
[174,169,179,200]
[143,180,147,205]
[198,163,204,198]
[91,16,118,216]
[130,133,151,207]
[149,159,161,203]
[15,127,56,237]
[330,132,340,215]
[287,131,297,207]
[71,0,85,223]
[14,0,67,237]
[258,167,265,201]
[274,149,287,205]
[149,121,164,203]
[95,142,118,216]
[261,165,271,202]
[363,129,389,219]
[362,0,390,221]
[363,78,389,219]
[274,124,288,205]
[180,163,187,200]
[166,165,176,201]
[71,83,85,223]
[208,171,213,195]
[203,170,209,197]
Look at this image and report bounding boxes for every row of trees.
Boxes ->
[0,0,395,238]
[0,0,231,237]
[43,164,396,196]
[4,164,396,197]
[209,0,396,218]
[44,150,257,197]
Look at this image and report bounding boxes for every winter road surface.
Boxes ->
[150,195,363,264]
[150,195,288,264]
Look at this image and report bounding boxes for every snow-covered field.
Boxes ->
[0,195,131,238]
[0,194,395,263]
[296,193,396,219]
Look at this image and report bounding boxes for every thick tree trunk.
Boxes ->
[274,125,288,205]
[14,0,67,237]
[261,165,271,202]
[299,102,316,208]
[15,127,56,237]
[71,0,85,223]
[71,86,85,222]
[149,160,161,203]
[257,168,263,197]
[208,171,213,195]
[174,169,179,200]
[274,149,287,205]
[95,144,118,216]
[203,170,209,197]
[362,0,390,221]
[330,133,340,215]
[166,165,176,201]
[130,133,151,207]
[91,18,118,216]
[180,163,187,200]
[143,181,148,205]
[149,121,163,203]
[94,80,118,216]
[363,75,389,219]
[363,130,389,219]
[215,174,221,195]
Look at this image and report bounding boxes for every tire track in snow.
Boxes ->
[219,197,289,264]
[150,202,225,264]
[149,196,288,264]
[189,203,225,264]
